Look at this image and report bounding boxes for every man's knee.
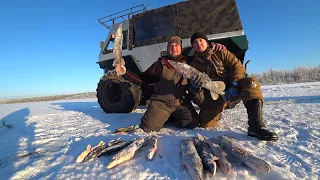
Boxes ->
[173,103,200,129]
[140,101,171,132]
[200,119,218,128]
[199,109,223,128]
[239,77,264,104]
[140,122,161,132]
[200,115,221,128]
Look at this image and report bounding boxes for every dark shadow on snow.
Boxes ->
[50,101,203,135]
[50,101,144,133]
[264,95,320,104]
[0,108,36,179]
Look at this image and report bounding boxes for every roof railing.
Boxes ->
[98,4,147,29]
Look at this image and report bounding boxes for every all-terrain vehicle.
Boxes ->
[96,0,249,113]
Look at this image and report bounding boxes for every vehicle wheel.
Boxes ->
[96,72,141,113]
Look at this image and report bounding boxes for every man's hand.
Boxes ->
[190,75,204,88]
[223,81,240,102]
[115,64,126,75]
[211,42,227,51]
[188,75,204,94]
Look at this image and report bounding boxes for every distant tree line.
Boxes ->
[0,92,96,104]
[251,65,320,85]
[1,66,319,104]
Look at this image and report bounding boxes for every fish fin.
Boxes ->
[213,157,219,161]
[197,133,209,142]
[150,131,157,137]
[216,81,226,91]
[210,91,219,100]
[242,156,271,172]
[196,133,205,141]
[93,141,105,149]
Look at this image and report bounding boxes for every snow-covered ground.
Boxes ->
[0,82,319,180]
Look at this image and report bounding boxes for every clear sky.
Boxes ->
[0,0,319,99]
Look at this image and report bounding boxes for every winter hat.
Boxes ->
[190,32,208,45]
[167,36,182,47]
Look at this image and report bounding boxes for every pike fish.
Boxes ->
[167,60,225,100]
[218,136,271,172]
[193,134,218,175]
[107,137,145,169]
[76,141,104,163]
[112,23,126,76]
[85,138,132,161]
[181,139,203,180]
[205,138,232,174]
[76,138,132,163]
[112,124,143,134]
[145,132,158,160]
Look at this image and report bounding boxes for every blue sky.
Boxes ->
[0,0,319,99]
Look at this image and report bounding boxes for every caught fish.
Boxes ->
[112,124,143,134]
[205,138,232,174]
[83,138,132,162]
[193,134,218,175]
[76,141,105,163]
[76,139,131,163]
[107,137,145,169]
[95,140,132,157]
[146,132,158,160]
[167,60,225,100]
[219,136,271,172]
[112,23,126,76]
[181,139,203,180]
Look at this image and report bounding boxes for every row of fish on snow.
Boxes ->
[76,132,271,179]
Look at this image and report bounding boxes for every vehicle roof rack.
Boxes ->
[98,4,147,29]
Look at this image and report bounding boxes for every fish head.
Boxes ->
[218,159,232,174]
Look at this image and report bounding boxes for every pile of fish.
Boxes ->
[181,134,271,180]
[76,132,158,169]
[76,132,271,178]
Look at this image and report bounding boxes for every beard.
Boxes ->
[168,54,183,62]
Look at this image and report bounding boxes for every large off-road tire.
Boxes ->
[96,72,141,113]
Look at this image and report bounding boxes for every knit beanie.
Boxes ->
[190,32,208,45]
[167,36,182,47]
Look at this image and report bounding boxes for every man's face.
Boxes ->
[168,42,182,57]
[192,38,208,53]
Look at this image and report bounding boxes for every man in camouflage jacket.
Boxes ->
[188,32,278,141]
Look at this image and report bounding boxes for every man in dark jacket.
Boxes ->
[115,36,200,132]
[188,32,279,141]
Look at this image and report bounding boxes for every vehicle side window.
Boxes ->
[106,37,115,52]
[122,30,128,50]
[104,30,127,54]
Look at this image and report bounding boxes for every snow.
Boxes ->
[0,82,319,180]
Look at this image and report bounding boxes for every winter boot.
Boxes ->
[245,99,279,141]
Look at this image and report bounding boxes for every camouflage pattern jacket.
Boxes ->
[123,55,189,103]
[189,47,246,105]
[190,47,246,83]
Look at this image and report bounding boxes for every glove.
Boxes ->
[188,75,203,94]
[224,81,240,102]
[190,74,203,88]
